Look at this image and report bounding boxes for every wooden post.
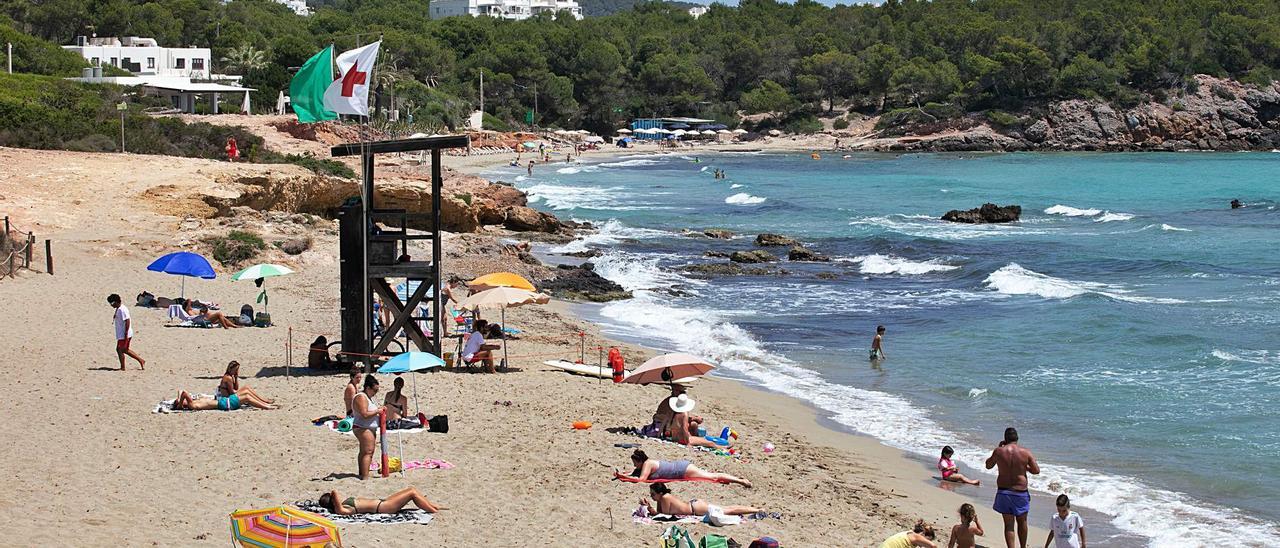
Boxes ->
[24,234,32,268]
[44,239,52,275]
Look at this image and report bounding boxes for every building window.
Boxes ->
[193,58,205,71]
[110,57,118,67]
[147,57,155,69]
[175,58,185,69]
[91,57,100,66]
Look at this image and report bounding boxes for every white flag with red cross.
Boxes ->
[323,41,381,117]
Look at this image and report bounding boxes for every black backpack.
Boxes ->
[428,415,449,434]
[239,304,254,326]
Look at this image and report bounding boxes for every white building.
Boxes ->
[688,6,708,18]
[63,36,213,78]
[430,0,583,20]
[274,0,311,15]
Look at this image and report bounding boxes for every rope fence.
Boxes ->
[0,215,41,279]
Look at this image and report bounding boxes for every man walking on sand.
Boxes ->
[108,294,144,371]
[986,427,1039,548]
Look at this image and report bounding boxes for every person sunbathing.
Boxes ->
[183,300,241,328]
[319,487,446,515]
[626,449,751,487]
[639,483,760,517]
[172,389,276,410]
[217,361,274,405]
[665,394,726,449]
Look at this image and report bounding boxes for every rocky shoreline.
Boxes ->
[851,75,1280,153]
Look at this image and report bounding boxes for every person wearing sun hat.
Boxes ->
[667,393,726,448]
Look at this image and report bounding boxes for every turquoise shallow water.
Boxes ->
[491,151,1280,546]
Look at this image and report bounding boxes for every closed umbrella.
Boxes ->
[621,352,715,384]
[457,287,550,370]
[229,506,340,547]
[231,263,294,312]
[147,251,215,298]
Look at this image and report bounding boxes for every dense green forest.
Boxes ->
[4,0,1280,134]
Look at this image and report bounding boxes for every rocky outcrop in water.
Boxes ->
[540,263,632,302]
[788,245,830,262]
[703,229,735,239]
[730,250,777,263]
[755,233,799,247]
[941,203,1021,224]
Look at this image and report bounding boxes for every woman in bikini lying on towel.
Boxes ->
[625,449,752,488]
[639,483,761,517]
[172,389,276,411]
[319,487,446,515]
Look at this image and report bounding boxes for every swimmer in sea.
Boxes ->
[870,325,887,361]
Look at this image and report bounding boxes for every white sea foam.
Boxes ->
[1095,211,1135,223]
[850,214,1049,240]
[523,183,666,211]
[550,220,672,254]
[595,290,1274,547]
[984,264,1185,304]
[1161,224,1191,232]
[725,192,766,205]
[590,250,700,292]
[729,184,744,189]
[841,254,960,275]
[599,158,661,168]
[1045,204,1102,216]
[555,165,598,174]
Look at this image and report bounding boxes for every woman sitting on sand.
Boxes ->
[639,483,760,517]
[319,486,445,515]
[216,361,274,406]
[880,519,938,548]
[344,367,362,417]
[665,394,725,449]
[172,389,276,411]
[352,375,385,480]
[937,445,980,486]
[626,449,752,488]
[182,300,241,329]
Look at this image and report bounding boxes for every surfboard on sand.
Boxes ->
[543,360,698,383]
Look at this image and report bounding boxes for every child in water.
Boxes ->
[948,503,984,548]
[870,325,886,361]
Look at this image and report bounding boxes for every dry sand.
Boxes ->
[0,143,1046,547]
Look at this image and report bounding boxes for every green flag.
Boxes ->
[289,46,337,123]
[525,109,534,124]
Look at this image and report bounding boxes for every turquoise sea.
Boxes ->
[489,151,1280,547]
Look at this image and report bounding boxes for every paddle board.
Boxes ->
[543,360,698,383]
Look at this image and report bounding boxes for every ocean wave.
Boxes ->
[1161,224,1191,232]
[725,192,767,205]
[599,158,661,168]
[594,289,1275,547]
[590,250,701,292]
[730,184,744,189]
[523,183,665,211]
[850,214,1050,240]
[1045,204,1102,217]
[1212,349,1280,365]
[968,388,988,398]
[840,254,960,275]
[1095,211,1136,223]
[550,219,672,254]
[555,165,598,174]
[984,264,1185,304]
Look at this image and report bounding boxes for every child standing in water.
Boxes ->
[870,325,887,361]
[1045,494,1086,548]
[948,503,984,548]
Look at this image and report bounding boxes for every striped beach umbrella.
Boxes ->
[229,506,341,547]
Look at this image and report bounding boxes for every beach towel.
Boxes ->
[165,320,213,328]
[621,429,743,459]
[613,471,729,484]
[153,394,252,413]
[370,458,454,472]
[633,506,780,526]
[294,501,434,525]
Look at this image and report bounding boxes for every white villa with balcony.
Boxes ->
[430,0,583,20]
[62,36,253,114]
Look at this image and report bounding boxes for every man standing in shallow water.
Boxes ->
[986,427,1040,548]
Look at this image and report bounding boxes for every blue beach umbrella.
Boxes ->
[379,351,444,420]
[147,251,216,298]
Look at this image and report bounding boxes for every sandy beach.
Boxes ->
[0,139,1050,546]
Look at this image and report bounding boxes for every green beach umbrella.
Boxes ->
[231,263,295,312]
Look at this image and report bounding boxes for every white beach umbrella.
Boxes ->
[732,128,748,134]
[457,287,551,370]
[671,129,687,136]
[575,129,591,134]
[701,130,717,135]
[617,128,632,133]
[553,129,570,135]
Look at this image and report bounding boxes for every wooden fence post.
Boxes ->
[24,234,33,268]
[44,239,52,275]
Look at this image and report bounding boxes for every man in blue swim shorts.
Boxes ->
[985,427,1040,548]
[217,394,241,411]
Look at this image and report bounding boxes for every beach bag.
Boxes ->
[699,535,730,548]
[427,415,449,434]
[660,526,696,548]
[748,538,779,548]
[239,304,254,326]
[254,311,271,327]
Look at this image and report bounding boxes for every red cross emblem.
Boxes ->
[340,63,367,97]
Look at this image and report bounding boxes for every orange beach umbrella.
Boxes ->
[229,506,340,547]
[468,272,536,292]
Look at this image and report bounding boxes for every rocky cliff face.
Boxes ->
[863,75,1280,152]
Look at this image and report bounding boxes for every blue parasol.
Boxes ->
[147,251,216,298]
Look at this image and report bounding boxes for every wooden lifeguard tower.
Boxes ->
[331,135,470,367]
